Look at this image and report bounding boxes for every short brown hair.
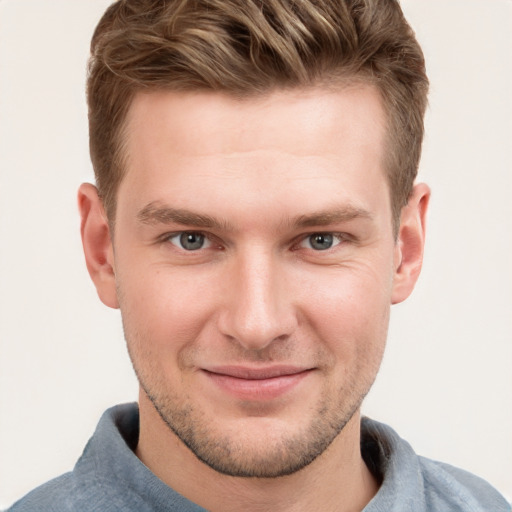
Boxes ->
[87,0,428,228]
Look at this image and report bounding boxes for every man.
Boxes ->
[8,0,509,511]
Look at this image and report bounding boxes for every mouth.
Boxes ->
[201,365,313,400]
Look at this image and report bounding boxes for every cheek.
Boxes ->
[116,263,221,356]
[294,262,392,357]
[306,275,390,397]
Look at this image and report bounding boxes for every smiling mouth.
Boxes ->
[201,366,313,400]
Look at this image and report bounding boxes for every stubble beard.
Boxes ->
[139,378,366,478]
[120,297,383,479]
[128,347,377,478]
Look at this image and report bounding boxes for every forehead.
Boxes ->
[124,85,386,160]
[118,86,390,229]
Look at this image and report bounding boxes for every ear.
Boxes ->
[78,183,119,309]
[391,183,430,305]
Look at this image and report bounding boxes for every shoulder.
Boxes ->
[6,469,139,512]
[8,473,78,512]
[7,404,137,512]
[361,418,510,512]
[418,456,511,512]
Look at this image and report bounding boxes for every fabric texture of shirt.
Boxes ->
[8,403,510,512]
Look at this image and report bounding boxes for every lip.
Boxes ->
[201,365,313,401]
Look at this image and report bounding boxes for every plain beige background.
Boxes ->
[1,0,511,507]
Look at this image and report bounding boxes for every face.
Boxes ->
[83,86,423,478]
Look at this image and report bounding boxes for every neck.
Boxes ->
[136,392,379,512]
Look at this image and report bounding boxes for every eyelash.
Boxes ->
[160,231,217,251]
[159,230,352,252]
[297,231,352,251]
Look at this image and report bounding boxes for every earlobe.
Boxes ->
[391,183,430,305]
[78,183,119,309]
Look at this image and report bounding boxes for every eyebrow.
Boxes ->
[137,202,373,231]
[137,202,233,230]
[294,206,373,228]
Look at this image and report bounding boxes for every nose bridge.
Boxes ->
[219,245,296,350]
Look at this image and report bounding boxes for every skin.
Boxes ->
[79,85,429,512]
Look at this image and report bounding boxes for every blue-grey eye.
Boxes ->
[169,232,209,250]
[309,233,333,250]
[298,233,342,251]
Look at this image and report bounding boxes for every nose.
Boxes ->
[217,248,298,351]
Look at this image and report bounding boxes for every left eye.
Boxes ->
[299,233,341,251]
[168,232,211,251]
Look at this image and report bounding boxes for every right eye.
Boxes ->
[167,232,211,251]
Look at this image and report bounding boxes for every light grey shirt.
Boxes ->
[8,403,510,511]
